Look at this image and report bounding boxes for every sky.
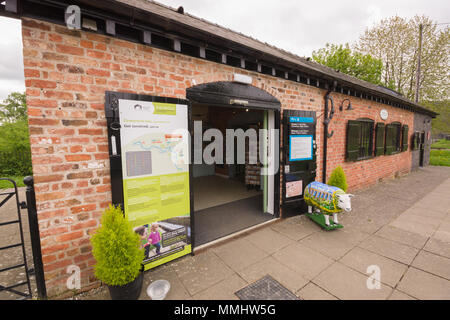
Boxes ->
[0,0,448,102]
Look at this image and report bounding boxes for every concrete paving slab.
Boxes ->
[423,238,450,259]
[296,282,337,300]
[411,250,450,280]
[340,247,408,288]
[389,219,436,238]
[299,228,369,260]
[393,213,442,229]
[237,256,309,294]
[211,237,268,272]
[273,242,334,280]
[171,250,234,296]
[270,217,317,241]
[359,235,419,265]
[388,290,416,300]
[243,227,294,255]
[375,225,429,249]
[191,274,247,300]
[413,194,450,212]
[401,205,448,220]
[140,264,191,300]
[313,262,393,300]
[397,267,450,300]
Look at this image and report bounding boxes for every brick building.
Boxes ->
[1,0,437,297]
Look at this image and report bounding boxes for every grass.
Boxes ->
[431,139,450,150]
[0,176,26,189]
[430,149,450,167]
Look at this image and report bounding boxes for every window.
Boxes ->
[411,132,421,150]
[385,122,401,155]
[401,125,409,151]
[346,119,374,161]
[374,123,385,156]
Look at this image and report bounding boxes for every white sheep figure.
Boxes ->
[304,181,353,226]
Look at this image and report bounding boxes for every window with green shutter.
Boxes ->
[346,120,361,161]
[346,119,374,161]
[374,123,385,156]
[402,125,409,151]
[385,123,401,155]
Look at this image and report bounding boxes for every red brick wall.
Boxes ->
[21,18,413,296]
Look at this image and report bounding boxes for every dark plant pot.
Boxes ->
[107,271,144,300]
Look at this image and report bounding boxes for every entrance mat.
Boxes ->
[306,213,343,231]
[235,275,299,300]
[194,195,274,246]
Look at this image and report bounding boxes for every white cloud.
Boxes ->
[0,16,24,102]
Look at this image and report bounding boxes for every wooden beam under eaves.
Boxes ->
[199,47,206,58]
[5,0,18,13]
[142,30,151,45]
[106,20,115,36]
[174,39,181,52]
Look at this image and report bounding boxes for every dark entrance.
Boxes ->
[187,82,281,246]
[281,109,317,217]
[420,132,425,167]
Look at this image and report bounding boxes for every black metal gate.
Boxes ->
[0,177,46,300]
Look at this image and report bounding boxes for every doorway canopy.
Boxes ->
[187,81,281,110]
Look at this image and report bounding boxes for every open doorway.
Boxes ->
[192,104,275,246]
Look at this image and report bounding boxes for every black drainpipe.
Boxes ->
[322,81,337,183]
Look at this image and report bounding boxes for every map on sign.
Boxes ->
[123,133,188,177]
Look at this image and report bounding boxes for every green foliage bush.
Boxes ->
[0,120,32,176]
[91,205,144,286]
[327,166,348,192]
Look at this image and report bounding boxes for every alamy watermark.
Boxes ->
[168,121,280,175]
[366,265,381,290]
[66,265,81,290]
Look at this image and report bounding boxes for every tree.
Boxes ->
[0,92,31,176]
[0,92,27,123]
[422,100,450,136]
[357,15,449,102]
[312,43,383,85]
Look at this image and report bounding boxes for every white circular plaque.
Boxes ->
[380,109,388,120]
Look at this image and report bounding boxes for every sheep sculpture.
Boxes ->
[304,181,353,227]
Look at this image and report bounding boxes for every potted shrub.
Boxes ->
[91,204,145,300]
[327,165,348,192]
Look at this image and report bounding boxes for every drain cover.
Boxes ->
[235,275,299,300]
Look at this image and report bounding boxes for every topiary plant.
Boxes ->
[91,204,144,286]
[327,166,348,192]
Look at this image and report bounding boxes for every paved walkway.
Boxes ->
[77,166,450,300]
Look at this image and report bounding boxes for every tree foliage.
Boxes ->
[312,43,383,85]
[0,92,27,123]
[422,100,450,135]
[0,92,32,176]
[357,15,449,102]
[91,205,144,286]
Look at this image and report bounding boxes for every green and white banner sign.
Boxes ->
[118,99,191,270]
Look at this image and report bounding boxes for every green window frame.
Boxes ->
[374,123,385,156]
[401,125,409,152]
[385,122,402,155]
[346,119,375,161]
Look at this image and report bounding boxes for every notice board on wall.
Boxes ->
[105,92,192,271]
[288,117,314,161]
